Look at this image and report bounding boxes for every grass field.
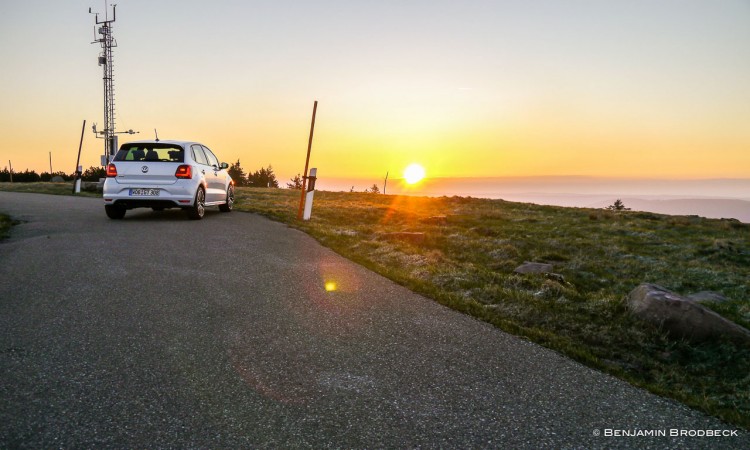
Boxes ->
[0,182,100,198]
[2,182,749,428]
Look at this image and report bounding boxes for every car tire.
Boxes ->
[186,187,206,220]
[219,185,234,212]
[105,205,126,220]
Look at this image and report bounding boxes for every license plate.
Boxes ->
[129,188,160,196]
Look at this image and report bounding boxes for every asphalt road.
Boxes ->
[0,191,746,449]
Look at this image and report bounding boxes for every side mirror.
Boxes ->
[220,162,229,170]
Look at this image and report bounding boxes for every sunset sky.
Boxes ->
[1,0,749,185]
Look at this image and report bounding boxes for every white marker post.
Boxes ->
[72,119,86,194]
[74,166,82,193]
[303,168,317,221]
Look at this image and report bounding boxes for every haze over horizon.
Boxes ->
[324,175,750,197]
[334,176,750,223]
[1,1,749,191]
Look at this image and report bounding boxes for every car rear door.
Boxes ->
[191,145,221,203]
[201,146,225,203]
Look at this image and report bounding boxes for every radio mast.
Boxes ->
[89,3,136,165]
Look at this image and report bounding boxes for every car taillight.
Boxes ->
[175,165,192,179]
[106,164,117,177]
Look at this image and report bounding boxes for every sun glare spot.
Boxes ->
[325,281,337,292]
[404,164,426,184]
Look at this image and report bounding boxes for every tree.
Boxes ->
[367,183,380,194]
[41,171,73,182]
[1,167,36,182]
[1,168,73,183]
[286,173,303,190]
[81,166,106,181]
[0,167,11,182]
[7,169,42,182]
[247,165,279,188]
[227,159,248,186]
[606,199,631,211]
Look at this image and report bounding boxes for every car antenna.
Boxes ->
[154,128,160,142]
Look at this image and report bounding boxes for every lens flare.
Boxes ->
[403,164,426,184]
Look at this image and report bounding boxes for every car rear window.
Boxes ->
[114,144,185,162]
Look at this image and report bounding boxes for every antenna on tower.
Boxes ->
[89,3,136,166]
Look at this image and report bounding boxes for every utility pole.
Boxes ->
[297,101,318,220]
[73,120,86,194]
[49,152,53,174]
[383,171,389,195]
[8,160,12,183]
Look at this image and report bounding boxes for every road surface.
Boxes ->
[0,192,745,448]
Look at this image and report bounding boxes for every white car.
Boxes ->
[103,140,234,220]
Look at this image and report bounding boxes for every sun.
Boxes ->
[403,163,426,184]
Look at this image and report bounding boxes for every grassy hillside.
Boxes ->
[234,187,750,429]
[0,182,100,197]
[1,182,748,427]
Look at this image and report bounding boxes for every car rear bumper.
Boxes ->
[106,198,192,209]
[103,180,195,209]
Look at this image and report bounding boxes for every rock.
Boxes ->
[421,215,448,225]
[381,232,425,245]
[627,284,750,344]
[50,176,65,182]
[514,262,553,274]
[545,273,566,284]
[80,182,103,193]
[687,291,729,304]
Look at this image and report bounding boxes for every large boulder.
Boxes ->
[687,291,729,304]
[627,284,750,344]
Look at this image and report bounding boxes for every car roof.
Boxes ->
[122,140,203,147]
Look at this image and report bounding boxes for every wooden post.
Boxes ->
[383,171,389,195]
[72,120,86,194]
[49,152,53,174]
[8,160,12,183]
[297,101,318,220]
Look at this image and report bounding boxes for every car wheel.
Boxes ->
[105,205,126,219]
[186,187,206,220]
[219,185,234,212]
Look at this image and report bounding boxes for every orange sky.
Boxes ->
[1,0,749,185]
